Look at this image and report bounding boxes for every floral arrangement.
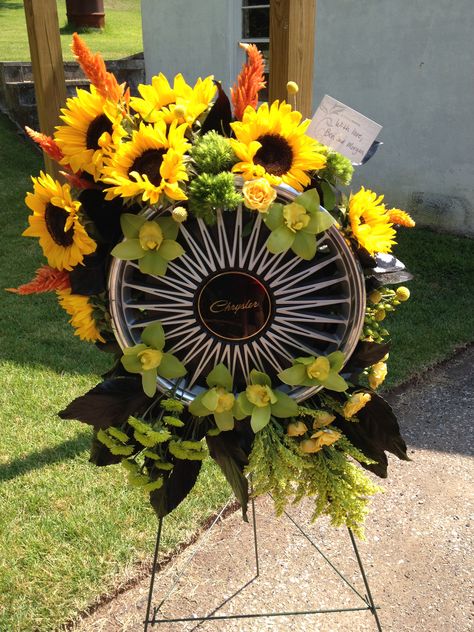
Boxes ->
[11,36,416,537]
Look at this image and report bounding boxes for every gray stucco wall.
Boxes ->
[141,0,474,234]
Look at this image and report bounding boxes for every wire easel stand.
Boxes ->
[144,495,383,631]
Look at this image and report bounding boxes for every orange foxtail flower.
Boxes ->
[388,209,416,228]
[7,266,70,295]
[231,43,266,121]
[71,33,122,102]
[25,126,64,162]
[60,171,97,190]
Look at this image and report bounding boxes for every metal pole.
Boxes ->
[144,517,164,632]
[348,528,383,631]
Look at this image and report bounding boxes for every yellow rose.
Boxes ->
[311,428,341,449]
[283,203,310,232]
[214,387,235,413]
[300,438,320,453]
[137,348,163,371]
[306,356,330,381]
[139,221,163,251]
[287,421,308,437]
[242,178,277,213]
[368,362,388,390]
[343,392,371,419]
[246,384,276,408]
[312,411,336,429]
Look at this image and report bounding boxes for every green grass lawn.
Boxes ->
[0,110,473,631]
[0,0,143,61]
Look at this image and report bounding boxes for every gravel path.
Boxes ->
[72,348,474,632]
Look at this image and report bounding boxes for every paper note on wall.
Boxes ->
[307,95,382,163]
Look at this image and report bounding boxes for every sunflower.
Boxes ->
[54,86,123,180]
[102,120,190,204]
[130,73,216,127]
[230,101,327,191]
[57,289,104,343]
[23,172,96,271]
[348,187,397,255]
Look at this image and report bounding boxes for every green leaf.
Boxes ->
[249,369,271,386]
[214,410,235,431]
[158,353,187,379]
[120,213,147,239]
[322,372,349,392]
[295,188,320,213]
[201,388,219,411]
[159,239,185,262]
[139,252,168,276]
[271,391,298,418]
[277,363,307,386]
[206,363,233,390]
[142,369,157,397]
[264,203,284,230]
[266,225,294,254]
[306,208,335,235]
[141,322,165,350]
[250,405,271,433]
[292,231,317,260]
[321,180,336,211]
[328,350,345,373]
[111,239,145,260]
[188,393,209,417]
[158,216,180,240]
[235,392,253,418]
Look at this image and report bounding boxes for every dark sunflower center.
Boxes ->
[129,149,166,186]
[254,134,293,176]
[44,203,74,247]
[86,114,113,150]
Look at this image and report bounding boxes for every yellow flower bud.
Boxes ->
[286,81,299,95]
[369,290,382,305]
[246,384,275,408]
[396,286,410,302]
[287,421,308,437]
[242,178,277,213]
[300,438,320,453]
[138,348,163,371]
[214,387,235,413]
[172,206,188,223]
[374,308,386,321]
[311,428,341,449]
[312,411,336,429]
[173,104,187,118]
[306,356,330,381]
[139,221,164,251]
[283,203,310,232]
[368,361,388,390]
[343,392,371,419]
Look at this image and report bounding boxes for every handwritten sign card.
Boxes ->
[307,95,382,163]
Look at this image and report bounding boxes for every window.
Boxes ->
[241,1,270,101]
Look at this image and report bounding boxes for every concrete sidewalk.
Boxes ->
[73,348,474,632]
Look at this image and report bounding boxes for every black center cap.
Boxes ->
[197,271,272,341]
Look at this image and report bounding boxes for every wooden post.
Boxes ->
[24,0,67,177]
[269,0,317,118]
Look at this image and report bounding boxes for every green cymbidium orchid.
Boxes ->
[263,188,335,260]
[278,351,348,392]
[189,364,237,431]
[121,322,186,397]
[111,213,185,276]
[235,369,298,433]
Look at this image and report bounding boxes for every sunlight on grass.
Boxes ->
[0,0,143,61]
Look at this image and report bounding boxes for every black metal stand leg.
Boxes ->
[348,528,383,632]
[144,517,163,632]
